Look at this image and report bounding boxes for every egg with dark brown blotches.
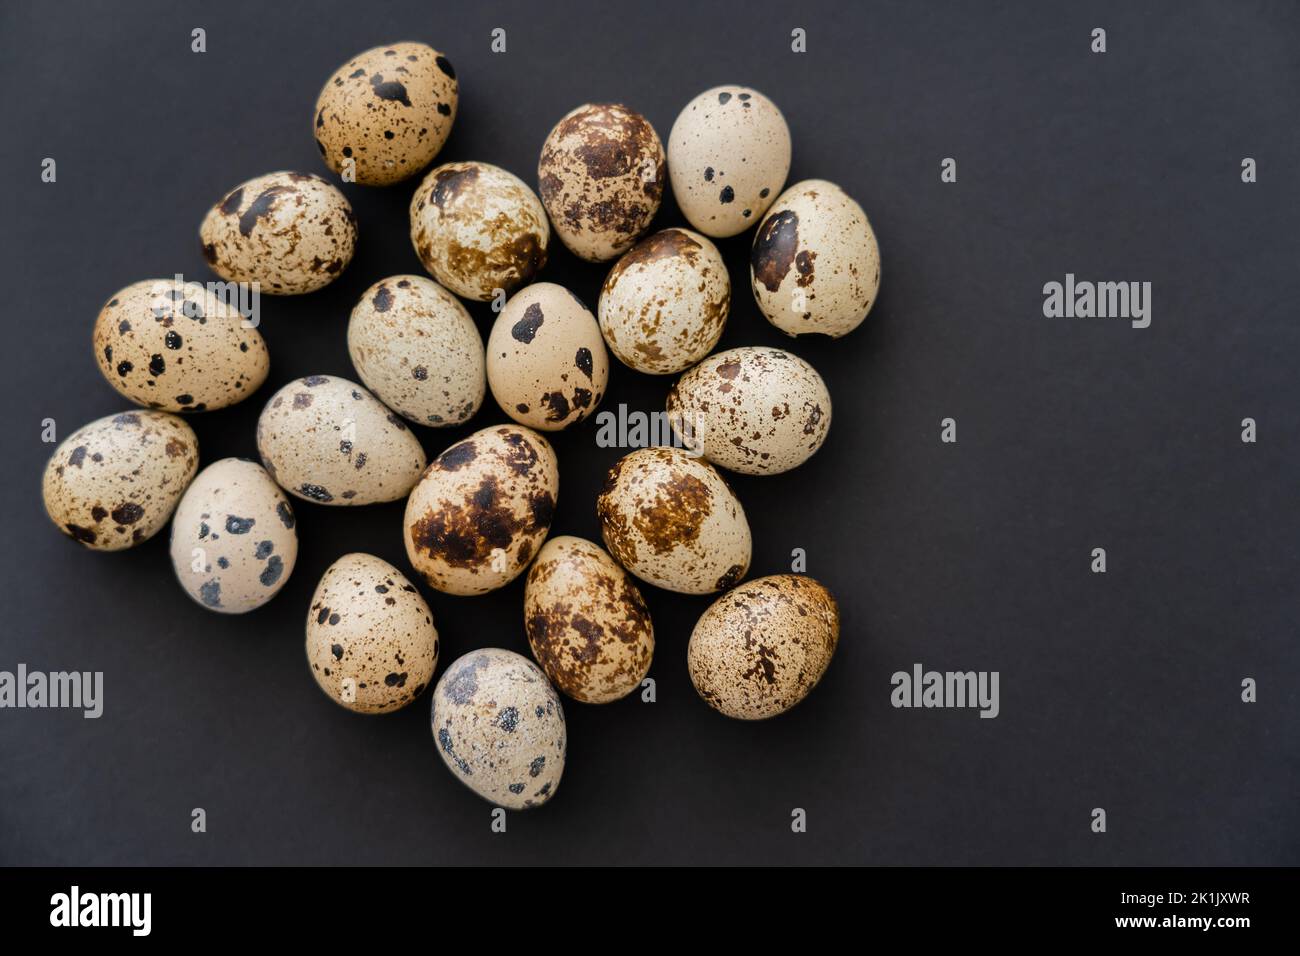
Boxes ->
[486,283,608,431]
[409,161,549,301]
[598,228,729,374]
[169,458,299,613]
[42,411,199,551]
[432,648,566,809]
[405,424,558,595]
[256,375,427,506]
[524,536,654,704]
[92,279,269,413]
[668,85,791,238]
[537,103,665,262]
[306,553,438,713]
[314,42,458,187]
[596,446,750,595]
[688,575,839,720]
[751,179,881,338]
[347,275,485,427]
[666,347,831,475]
[200,171,357,295]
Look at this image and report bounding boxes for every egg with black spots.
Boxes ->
[169,458,298,613]
[42,411,199,551]
[306,553,438,713]
[486,283,608,431]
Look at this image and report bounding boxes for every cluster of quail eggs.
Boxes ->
[42,44,880,811]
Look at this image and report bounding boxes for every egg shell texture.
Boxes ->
[666,347,831,475]
[348,275,485,427]
[409,162,549,301]
[667,85,791,238]
[524,536,654,704]
[688,575,839,720]
[486,283,609,431]
[751,179,881,338]
[432,648,566,809]
[257,375,427,506]
[92,279,269,413]
[596,446,751,595]
[42,410,199,551]
[169,458,298,614]
[598,228,729,375]
[405,425,558,596]
[537,103,665,262]
[200,171,357,295]
[306,553,439,713]
[314,42,458,186]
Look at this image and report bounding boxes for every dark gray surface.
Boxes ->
[1,0,1297,865]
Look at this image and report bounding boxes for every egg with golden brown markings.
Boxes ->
[537,103,665,262]
[688,574,839,720]
[525,536,654,704]
[200,171,357,295]
[405,425,558,595]
[751,179,881,338]
[306,553,438,713]
[42,410,199,551]
[409,161,548,301]
[314,42,458,187]
[596,446,750,595]
[92,279,269,413]
[666,347,831,475]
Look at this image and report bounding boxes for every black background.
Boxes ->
[1,0,1297,866]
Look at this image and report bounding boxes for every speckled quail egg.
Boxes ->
[200,171,357,295]
[537,103,665,262]
[42,410,198,551]
[314,42,458,186]
[409,161,549,301]
[597,228,729,374]
[432,648,566,809]
[667,85,791,238]
[751,179,881,337]
[347,275,485,427]
[524,536,654,704]
[92,279,269,413]
[666,347,831,475]
[169,458,298,613]
[405,425,558,596]
[596,446,750,595]
[256,375,427,506]
[688,575,839,720]
[486,283,608,431]
[306,553,438,713]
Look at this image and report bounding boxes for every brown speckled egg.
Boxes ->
[42,411,198,551]
[524,536,654,704]
[409,161,549,301]
[256,375,426,506]
[537,103,665,262]
[486,283,608,431]
[92,279,269,413]
[169,458,298,613]
[200,171,357,295]
[667,86,791,238]
[405,425,558,595]
[313,42,458,186]
[348,275,485,427]
[751,179,881,338]
[597,228,729,374]
[432,648,566,809]
[666,347,831,475]
[688,575,839,720]
[306,553,438,713]
[596,447,750,595]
